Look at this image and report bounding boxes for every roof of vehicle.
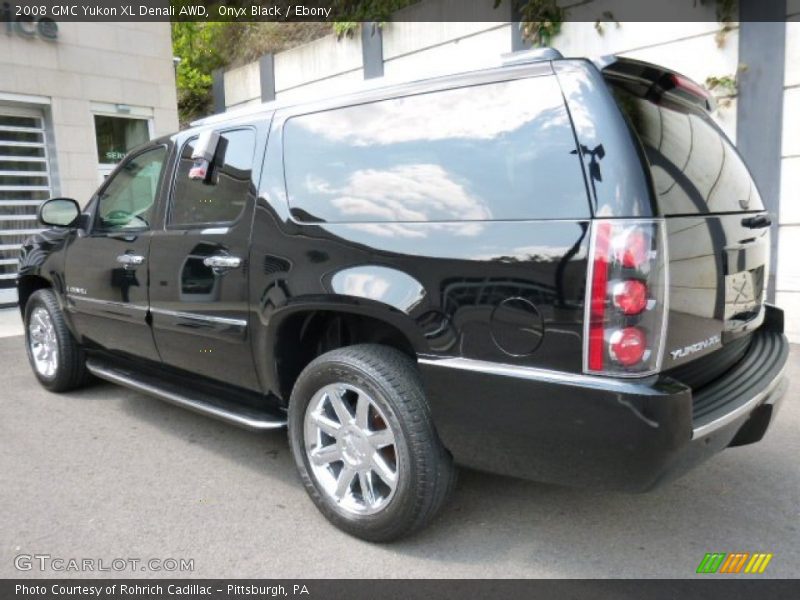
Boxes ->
[189,47,567,131]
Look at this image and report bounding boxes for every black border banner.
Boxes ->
[3,579,800,600]
[0,0,794,23]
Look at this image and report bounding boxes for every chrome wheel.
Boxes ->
[28,306,58,378]
[304,383,399,516]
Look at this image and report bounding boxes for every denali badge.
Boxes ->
[670,335,722,360]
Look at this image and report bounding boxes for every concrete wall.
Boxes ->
[0,22,179,205]
[554,17,740,140]
[224,31,364,108]
[777,5,800,341]
[223,9,738,135]
[382,21,512,81]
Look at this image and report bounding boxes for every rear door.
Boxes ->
[148,125,263,391]
[603,59,769,375]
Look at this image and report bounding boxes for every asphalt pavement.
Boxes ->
[1,334,797,578]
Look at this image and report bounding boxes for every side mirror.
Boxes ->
[38,198,81,228]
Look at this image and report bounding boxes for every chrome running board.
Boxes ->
[86,360,287,431]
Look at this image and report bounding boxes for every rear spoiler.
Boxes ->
[593,56,715,112]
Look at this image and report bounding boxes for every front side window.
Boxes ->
[283,76,588,223]
[95,146,167,231]
[170,129,256,226]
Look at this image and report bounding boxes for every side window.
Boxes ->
[170,129,256,226]
[95,146,167,231]
[283,76,589,223]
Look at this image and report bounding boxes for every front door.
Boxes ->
[148,127,261,390]
[64,145,168,361]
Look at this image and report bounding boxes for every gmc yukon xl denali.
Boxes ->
[17,52,789,541]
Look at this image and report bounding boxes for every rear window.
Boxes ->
[607,79,763,215]
[283,76,588,223]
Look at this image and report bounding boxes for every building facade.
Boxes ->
[0,21,179,306]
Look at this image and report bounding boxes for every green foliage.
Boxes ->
[714,0,736,23]
[333,22,360,38]
[705,74,737,96]
[331,0,420,23]
[171,20,329,124]
[171,22,228,124]
[229,22,331,64]
[705,68,742,109]
[330,0,421,37]
[698,0,736,46]
[493,0,565,47]
[594,11,620,36]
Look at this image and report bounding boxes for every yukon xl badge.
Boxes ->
[670,335,722,360]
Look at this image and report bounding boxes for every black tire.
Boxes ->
[288,344,456,542]
[24,288,90,392]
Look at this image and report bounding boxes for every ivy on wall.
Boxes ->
[706,64,747,109]
[500,0,565,46]
[171,0,743,122]
[331,0,421,37]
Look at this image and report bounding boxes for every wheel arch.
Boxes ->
[17,274,52,316]
[260,299,428,403]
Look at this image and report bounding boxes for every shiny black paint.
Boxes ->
[147,123,270,391]
[554,60,656,217]
[250,106,590,399]
[65,230,158,360]
[16,57,786,490]
[662,214,769,372]
[60,145,172,362]
[421,315,787,491]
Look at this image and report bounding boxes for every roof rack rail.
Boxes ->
[501,47,563,66]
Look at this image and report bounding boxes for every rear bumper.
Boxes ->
[419,326,789,491]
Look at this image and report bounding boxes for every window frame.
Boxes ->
[165,126,257,231]
[90,144,169,235]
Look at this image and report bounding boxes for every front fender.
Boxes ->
[16,229,74,329]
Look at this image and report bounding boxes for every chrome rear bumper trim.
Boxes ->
[691,359,788,439]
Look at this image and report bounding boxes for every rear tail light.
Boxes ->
[584,219,668,376]
[608,327,647,366]
[612,279,648,315]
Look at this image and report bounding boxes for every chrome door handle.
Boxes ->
[116,254,145,268]
[203,255,242,273]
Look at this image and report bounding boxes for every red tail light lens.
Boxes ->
[588,222,612,371]
[612,279,648,315]
[608,327,647,366]
[584,220,668,376]
[614,229,650,269]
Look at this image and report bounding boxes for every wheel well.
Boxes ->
[275,311,417,401]
[17,275,51,315]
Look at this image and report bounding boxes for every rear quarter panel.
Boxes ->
[249,102,592,399]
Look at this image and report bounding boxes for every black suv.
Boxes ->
[18,53,789,541]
